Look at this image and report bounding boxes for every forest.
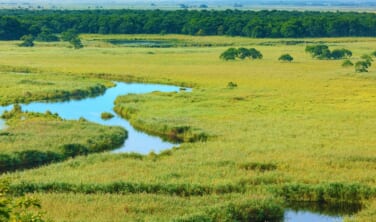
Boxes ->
[1,9,376,40]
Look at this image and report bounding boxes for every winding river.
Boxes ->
[0,81,356,221]
[0,82,182,154]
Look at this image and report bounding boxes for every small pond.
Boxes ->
[107,39,176,47]
[284,202,361,222]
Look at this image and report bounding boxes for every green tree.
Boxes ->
[305,44,331,59]
[18,35,34,47]
[60,29,78,42]
[247,48,263,59]
[278,54,294,62]
[36,27,59,42]
[331,48,352,59]
[355,61,370,72]
[361,54,373,64]
[237,48,251,59]
[0,180,47,222]
[70,37,83,49]
[342,59,354,67]
[220,48,238,60]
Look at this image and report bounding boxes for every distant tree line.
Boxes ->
[1,9,376,40]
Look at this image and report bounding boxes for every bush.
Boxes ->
[220,48,263,60]
[220,48,238,60]
[355,61,371,72]
[331,49,352,59]
[247,48,263,59]
[361,54,373,63]
[227,82,238,89]
[60,29,78,42]
[101,112,115,120]
[173,198,284,222]
[278,53,294,62]
[306,44,331,59]
[274,183,376,203]
[70,37,83,49]
[342,59,354,67]
[36,27,59,42]
[305,45,352,60]
[355,55,373,72]
[18,35,34,47]
[0,179,48,222]
[239,162,277,172]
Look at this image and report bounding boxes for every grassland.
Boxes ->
[0,108,126,172]
[1,35,376,221]
[0,65,114,106]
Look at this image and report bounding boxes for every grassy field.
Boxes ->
[0,69,114,105]
[0,109,126,172]
[1,35,376,221]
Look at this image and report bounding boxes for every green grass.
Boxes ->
[1,35,376,221]
[0,71,113,105]
[0,109,126,172]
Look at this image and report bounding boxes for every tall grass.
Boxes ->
[1,35,376,220]
[0,109,127,172]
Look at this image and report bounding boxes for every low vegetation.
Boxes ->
[305,44,352,60]
[0,179,48,222]
[100,112,114,120]
[220,47,263,60]
[355,54,373,72]
[342,59,354,67]
[0,35,376,221]
[278,53,294,62]
[0,72,113,106]
[0,106,127,172]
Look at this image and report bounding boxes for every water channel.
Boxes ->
[0,82,358,221]
[0,82,182,154]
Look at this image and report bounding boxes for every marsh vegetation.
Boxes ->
[0,33,376,221]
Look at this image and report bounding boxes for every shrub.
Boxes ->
[361,54,373,63]
[354,54,373,72]
[36,27,59,42]
[101,112,114,120]
[247,48,263,59]
[173,198,284,222]
[355,61,370,72]
[220,48,263,60]
[227,82,238,89]
[305,45,352,60]
[331,49,352,59]
[0,179,48,222]
[18,35,34,47]
[70,37,83,49]
[342,59,354,67]
[274,183,376,203]
[220,48,237,60]
[278,53,294,62]
[306,44,331,59]
[239,162,277,172]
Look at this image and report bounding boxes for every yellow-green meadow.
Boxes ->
[1,35,376,221]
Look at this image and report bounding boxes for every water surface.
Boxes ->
[108,40,175,47]
[0,82,182,154]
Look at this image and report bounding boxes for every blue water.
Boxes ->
[285,210,343,222]
[0,82,183,154]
